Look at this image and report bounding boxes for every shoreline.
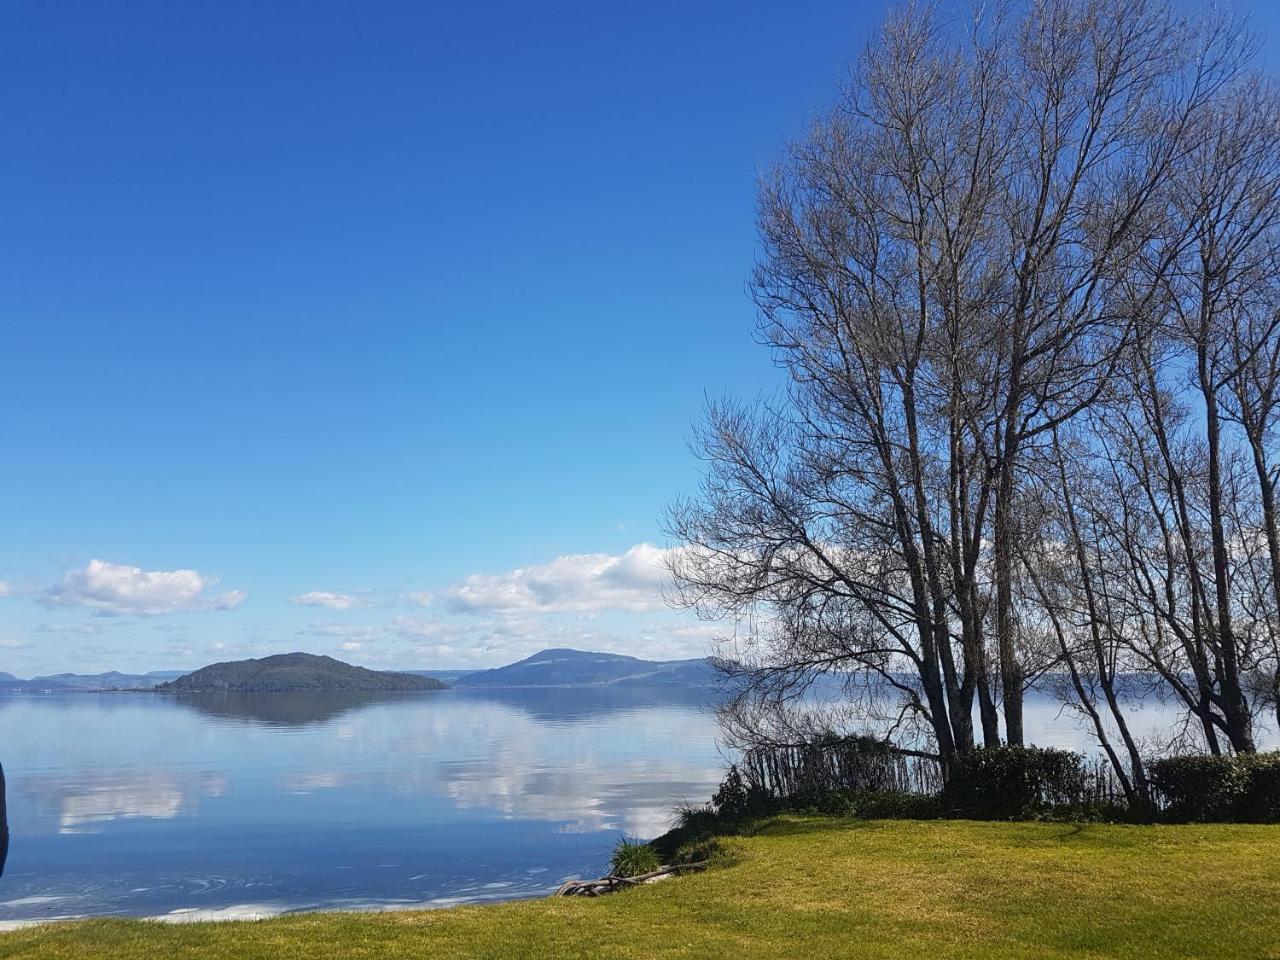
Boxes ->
[0,882,560,931]
[2,819,1275,959]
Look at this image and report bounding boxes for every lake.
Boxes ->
[0,687,1274,927]
[0,688,725,926]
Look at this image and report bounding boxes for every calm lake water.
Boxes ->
[0,688,725,926]
[0,687,1274,927]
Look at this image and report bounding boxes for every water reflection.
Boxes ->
[166,686,716,728]
[0,689,726,923]
[170,690,443,727]
[20,771,229,834]
[456,686,718,724]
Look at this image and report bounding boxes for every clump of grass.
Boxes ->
[671,801,720,833]
[650,801,736,862]
[672,836,733,868]
[609,837,661,878]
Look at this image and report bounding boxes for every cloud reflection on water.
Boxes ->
[7,689,724,843]
[20,771,229,834]
[244,689,723,836]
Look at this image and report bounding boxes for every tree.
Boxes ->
[1034,79,1280,757]
[668,0,1263,772]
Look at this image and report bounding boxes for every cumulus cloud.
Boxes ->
[291,591,359,610]
[43,560,245,616]
[429,543,672,616]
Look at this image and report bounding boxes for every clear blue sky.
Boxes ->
[4,1,1280,675]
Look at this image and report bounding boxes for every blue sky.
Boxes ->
[4,1,1280,676]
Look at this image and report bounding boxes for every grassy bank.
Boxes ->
[2,819,1277,959]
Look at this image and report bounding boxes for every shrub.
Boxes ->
[671,801,723,834]
[712,765,771,819]
[651,774,791,864]
[1149,755,1243,822]
[785,788,940,819]
[1150,752,1280,823]
[667,750,1280,833]
[1237,752,1280,822]
[672,836,730,867]
[609,837,660,878]
[650,803,725,863]
[846,790,942,820]
[943,746,1086,820]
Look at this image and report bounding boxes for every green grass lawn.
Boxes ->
[2,819,1277,959]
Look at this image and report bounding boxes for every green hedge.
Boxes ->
[1149,752,1280,823]
[786,788,942,820]
[941,746,1087,820]
[657,750,1280,850]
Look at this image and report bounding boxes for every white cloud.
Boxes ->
[291,591,359,610]
[264,544,719,668]
[304,622,383,643]
[428,543,672,616]
[43,560,245,616]
[0,581,11,598]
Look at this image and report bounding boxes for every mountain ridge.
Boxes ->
[1,648,718,693]
[0,670,187,693]
[450,647,717,689]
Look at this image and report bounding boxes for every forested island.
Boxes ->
[157,653,448,694]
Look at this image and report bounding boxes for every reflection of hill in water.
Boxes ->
[170,690,443,726]
[454,685,721,722]
[168,686,721,727]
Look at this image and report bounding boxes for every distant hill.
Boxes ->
[25,670,186,691]
[147,670,189,683]
[0,671,188,693]
[451,648,718,689]
[159,653,448,693]
[405,669,475,684]
[0,677,64,693]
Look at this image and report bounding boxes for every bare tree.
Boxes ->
[1019,428,1153,807]
[1051,78,1280,757]
[668,0,1266,769]
[1217,83,1280,730]
[975,0,1245,745]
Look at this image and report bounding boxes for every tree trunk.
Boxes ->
[1200,370,1256,754]
[994,447,1024,746]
